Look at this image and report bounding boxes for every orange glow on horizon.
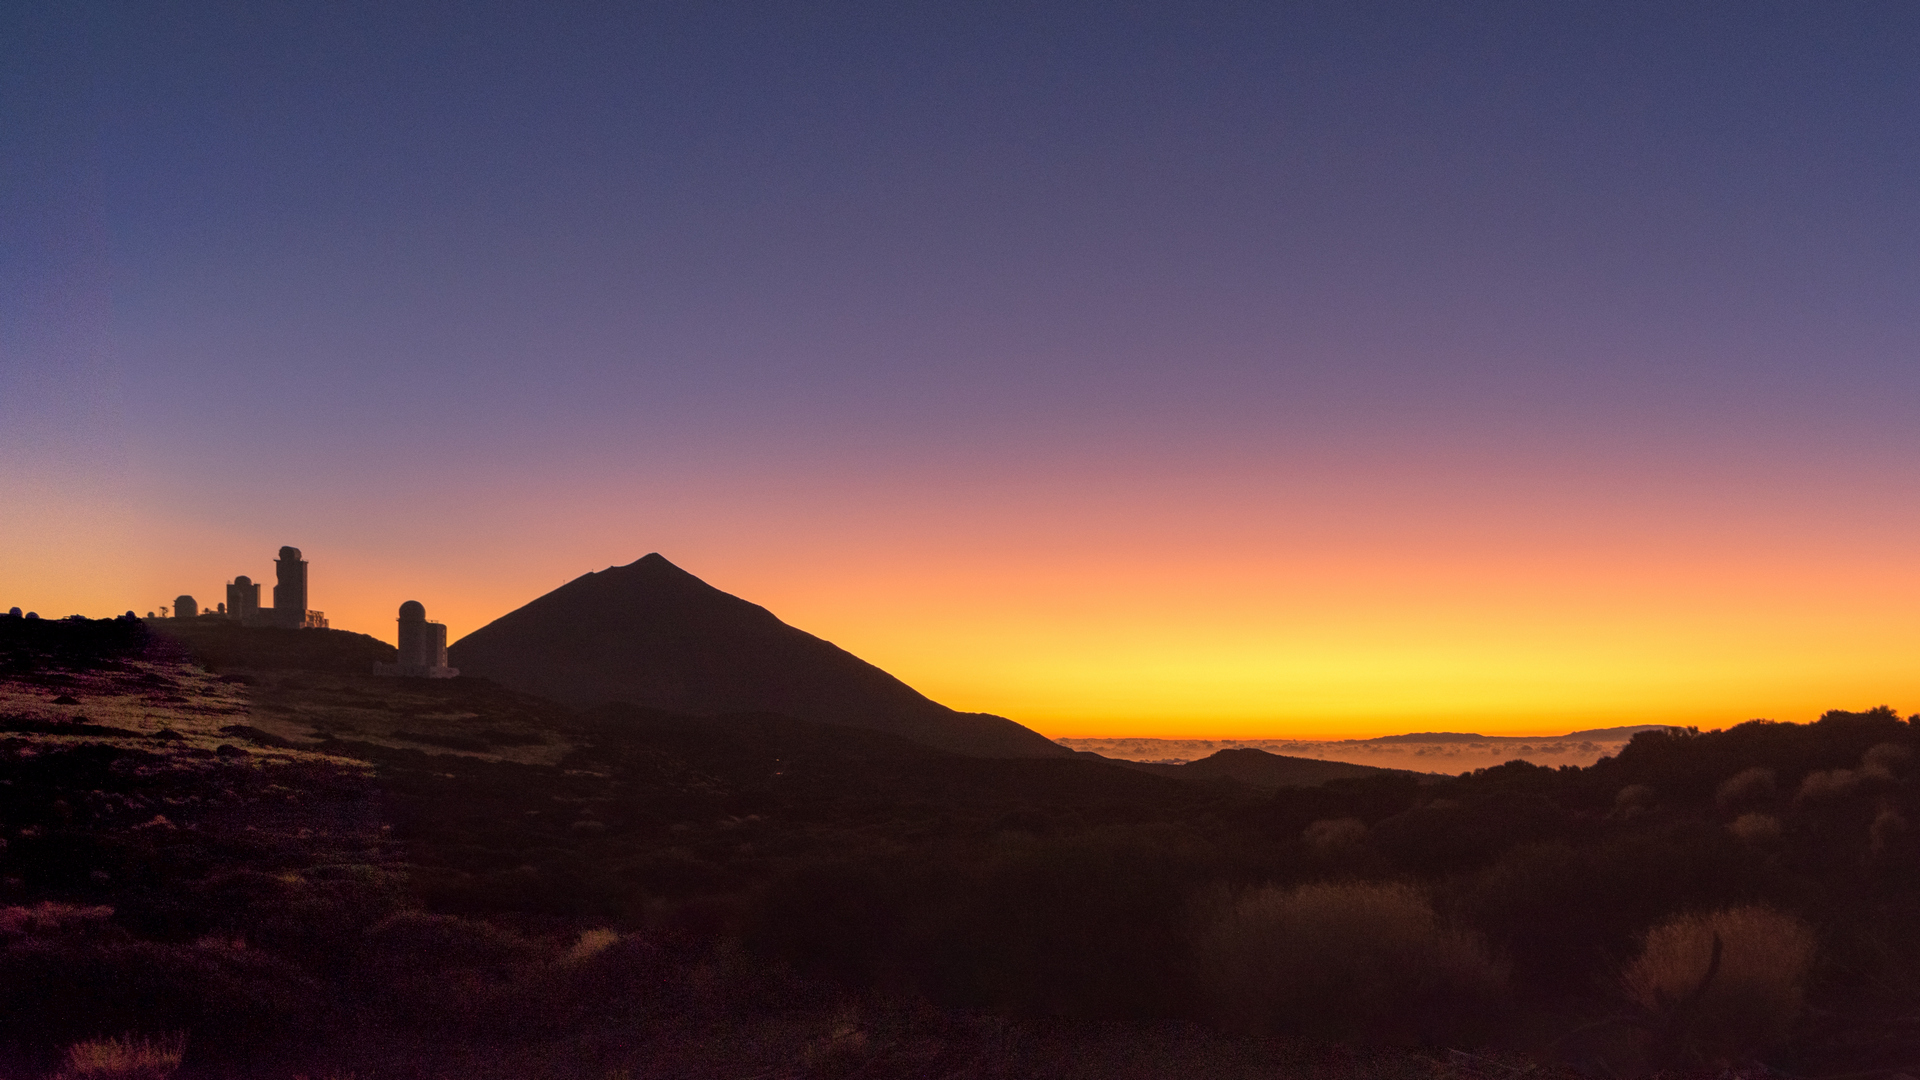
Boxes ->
[12,451,1920,742]
[758,551,1920,739]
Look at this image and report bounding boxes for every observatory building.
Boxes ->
[251,546,327,628]
[268,546,306,626]
[374,601,458,678]
[184,545,327,628]
[226,576,261,621]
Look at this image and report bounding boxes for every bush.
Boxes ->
[1622,906,1815,1061]
[1715,768,1775,811]
[894,833,1209,1018]
[0,911,323,1055]
[1614,785,1656,816]
[0,902,114,936]
[747,832,1214,1020]
[1461,828,1766,996]
[1727,813,1781,846]
[564,927,621,963]
[1193,881,1506,1044]
[1301,817,1367,852]
[1871,807,1910,860]
[1862,742,1912,779]
[353,913,540,1030]
[54,1033,184,1079]
[1797,769,1858,803]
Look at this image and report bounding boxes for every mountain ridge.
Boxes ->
[1353,725,1670,744]
[448,553,1069,758]
[1105,746,1410,787]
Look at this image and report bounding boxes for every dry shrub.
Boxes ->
[0,902,114,936]
[1194,881,1506,1044]
[355,913,540,1030]
[1796,769,1857,803]
[1715,768,1775,811]
[0,918,323,1052]
[1623,906,1815,1060]
[1727,813,1781,846]
[1301,817,1367,852]
[361,920,671,1039]
[1612,785,1655,818]
[800,1008,872,1071]
[55,1033,185,1079]
[1862,742,1912,779]
[564,928,621,963]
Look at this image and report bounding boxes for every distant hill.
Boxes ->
[1557,725,1675,740]
[1354,725,1670,744]
[1113,747,1408,788]
[448,554,1069,758]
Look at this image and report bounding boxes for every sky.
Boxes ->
[5,1,1920,738]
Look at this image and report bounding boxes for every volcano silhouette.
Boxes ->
[448,554,1069,758]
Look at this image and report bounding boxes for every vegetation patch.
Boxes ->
[0,619,1917,1077]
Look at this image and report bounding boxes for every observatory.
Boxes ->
[268,546,308,626]
[374,601,458,678]
[226,576,261,621]
[177,545,327,628]
[251,546,326,627]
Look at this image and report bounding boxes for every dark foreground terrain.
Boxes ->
[0,615,1916,1078]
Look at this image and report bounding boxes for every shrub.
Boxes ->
[54,1032,185,1079]
[1622,906,1815,1061]
[1818,705,1902,726]
[0,902,115,936]
[1727,813,1781,846]
[1613,785,1655,818]
[1193,880,1506,1044]
[1462,828,1766,996]
[1715,768,1775,811]
[353,913,540,1030]
[0,918,323,1054]
[360,911,534,972]
[564,927,621,963]
[476,933,675,1037]
[893,832,1209,1018]
[1796,769,1858,803]
[1301,817,1367,852]
[750,833,1213,1020]
[1862,742,1912,779]
[1870,807,1909,860]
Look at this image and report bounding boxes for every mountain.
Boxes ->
[448,554,1070,758]
[1113,747,1408,788]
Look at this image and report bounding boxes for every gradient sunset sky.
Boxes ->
[6,3,1920,738]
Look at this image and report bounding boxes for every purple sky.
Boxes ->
[6,3,1920,734]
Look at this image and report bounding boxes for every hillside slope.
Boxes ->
[1115,746,1409,787]
[449,554,1068,758]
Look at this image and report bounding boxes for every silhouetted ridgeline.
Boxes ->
[0,610,148,671]
[1109,746,1410,787]
[448,553,1067,758]
[151,618,397,672]
[3,615,1920,1076]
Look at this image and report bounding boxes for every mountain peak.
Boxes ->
[449,556,1066,759]
[621,552,680,571]
[586,553,691,580]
